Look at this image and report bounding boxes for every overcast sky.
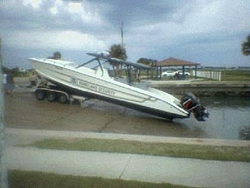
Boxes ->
[1,0,250,68]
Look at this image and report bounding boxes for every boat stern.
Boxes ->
[181,93,209,121]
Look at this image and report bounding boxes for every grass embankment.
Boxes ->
[9,170,193,188]
[221,69,250,81]
[191,69,250,81]
[26,138,250,162]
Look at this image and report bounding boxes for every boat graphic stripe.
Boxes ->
[45,78,188,119]
[48,68,151,103]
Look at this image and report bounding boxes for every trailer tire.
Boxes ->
[35,90,46,101]
[58,93,68,104]
[47,91,57,102]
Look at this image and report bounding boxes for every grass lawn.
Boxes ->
[221,69,250,81]
[9,170,194,188]
[23,138,250,162]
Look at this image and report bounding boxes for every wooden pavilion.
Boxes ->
[153,57,200,79]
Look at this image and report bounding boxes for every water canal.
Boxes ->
[177,96,250,140]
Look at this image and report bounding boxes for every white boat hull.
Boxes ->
[30,58,189,120]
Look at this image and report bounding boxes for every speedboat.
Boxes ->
[29,53,209,121]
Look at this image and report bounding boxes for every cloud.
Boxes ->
[129,0,250,40]
[179,0,250,34]
[0,0,109,32]
[6,30,105,51]
[0,0,110,47]
[23,0,43,9]
[1,0,250,68]
[122,0,250,61]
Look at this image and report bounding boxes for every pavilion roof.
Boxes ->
[156,58,200,67]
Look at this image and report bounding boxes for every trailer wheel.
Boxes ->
[35,90,46,101]
[58,93,68,104]
[47,91,57,102]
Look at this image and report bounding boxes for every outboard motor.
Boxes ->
[181,93,209,121]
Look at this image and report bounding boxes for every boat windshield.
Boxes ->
[76,57,103,70]
[77,53,151,86]
[104,63,151,88]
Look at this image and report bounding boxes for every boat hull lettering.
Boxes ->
[78,80,116,96]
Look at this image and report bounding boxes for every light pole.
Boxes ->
[0,38,8,188]
[120,21,124,47]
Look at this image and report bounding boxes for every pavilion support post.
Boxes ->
[195,66,197,79]
[160,67,162,79]
[157,67,160,80]
[0,38,8,188]
[182,66,185,80]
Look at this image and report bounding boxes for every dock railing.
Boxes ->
[191,70,221,81]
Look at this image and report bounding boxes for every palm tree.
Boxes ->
[242,35,250,56]
[109,44,127,77]
[109,44,127,60]
[53,51,62,59]
[48,51,62,59]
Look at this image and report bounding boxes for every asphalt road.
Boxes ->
[4,91,208,138]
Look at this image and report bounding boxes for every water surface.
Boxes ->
[177,97,250,140]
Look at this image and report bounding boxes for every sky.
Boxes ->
[0,0,250,69]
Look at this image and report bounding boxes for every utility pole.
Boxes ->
[120,21,124,47]
[0,38,8,188]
